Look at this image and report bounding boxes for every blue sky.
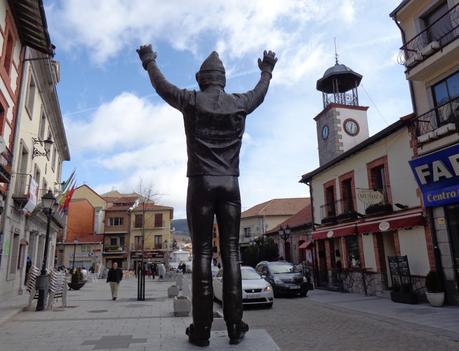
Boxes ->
[45,0,412,218]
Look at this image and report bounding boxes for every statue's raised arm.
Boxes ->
[242,50,278,114]
[137,44,190,111]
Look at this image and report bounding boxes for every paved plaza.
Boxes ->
[0,276,458,350]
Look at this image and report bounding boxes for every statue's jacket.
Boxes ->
[146,62,272,177]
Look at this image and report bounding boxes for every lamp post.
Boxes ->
[72,238,79,271]
[278,225,291,262]
[36,190,57,311]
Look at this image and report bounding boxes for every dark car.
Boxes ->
[255,261,309,297]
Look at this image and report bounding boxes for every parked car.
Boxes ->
[213,266,274,308]
[255,261,309,297]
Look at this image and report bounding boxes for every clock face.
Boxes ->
[322,125,329,140]
[344,118,359,136]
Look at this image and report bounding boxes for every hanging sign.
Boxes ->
[409,143,459,207]
[357,188,384,205]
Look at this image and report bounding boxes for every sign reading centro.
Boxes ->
[409,143,459,207]
[357,188,384,205]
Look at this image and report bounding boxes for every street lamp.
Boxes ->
[36,190,56,311]
[278,225,291,261]
[72,238,79,270]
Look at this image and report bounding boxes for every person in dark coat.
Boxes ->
[106,262,123,300]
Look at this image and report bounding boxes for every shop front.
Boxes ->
[312,209,427,295]
[409,143,459,304]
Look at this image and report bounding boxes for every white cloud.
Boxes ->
[48,0,360,65]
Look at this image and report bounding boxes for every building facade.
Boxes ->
[129,203,173,270]
[391,0,459,304]
[301,60,431,297]
[240,198,310,246]
[0,0,69,299]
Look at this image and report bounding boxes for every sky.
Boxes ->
[45,0,412,218]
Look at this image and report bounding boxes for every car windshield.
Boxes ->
[241,269,261,280]
[269,263,294,274]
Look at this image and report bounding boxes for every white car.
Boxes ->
[213,266,274,308]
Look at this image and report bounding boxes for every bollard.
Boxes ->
[173,295,191,316]
[168,285,179,298]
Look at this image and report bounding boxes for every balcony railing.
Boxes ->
[413,96,459,138]
[360,187,392,216]
[320,202,337,225]
[336,198,358,222]
[103,245,126,253]
[398,3,459,68]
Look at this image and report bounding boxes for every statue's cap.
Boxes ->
[199,51,225,73]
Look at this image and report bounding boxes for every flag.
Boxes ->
[60,170,76,194]
[62,183,76,213]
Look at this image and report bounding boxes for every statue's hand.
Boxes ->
[137,44,157,70]
[258,50,277,73]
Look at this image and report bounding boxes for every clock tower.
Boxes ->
[315,60,369,166]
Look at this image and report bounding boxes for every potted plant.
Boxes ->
[68,268,86,290]
[425,271,444,307]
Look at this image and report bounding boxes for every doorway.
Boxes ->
[376,231,396,288]
[445,205,459,291]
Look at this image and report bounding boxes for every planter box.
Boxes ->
[390,291,418,304]
[68,281,86,290]
[426,292,445,307]
[173,296,191,317]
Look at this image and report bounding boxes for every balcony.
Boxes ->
[12,173,33,208]
[398,3,459,71]
[0,146,12,183]
[361,187,393,216]
[335,198,359,223]
[103,245,126,255]
[413,97,459,142]
[320,203,337,225]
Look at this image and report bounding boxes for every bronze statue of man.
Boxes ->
[137,45,277,346]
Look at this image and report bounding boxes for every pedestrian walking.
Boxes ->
[106,262,123,300]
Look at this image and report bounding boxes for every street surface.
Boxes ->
[0,276,458,350]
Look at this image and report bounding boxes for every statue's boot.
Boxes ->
[227,320,249,345]
[186,323,211,347]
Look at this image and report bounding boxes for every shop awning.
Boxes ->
[312,210,425,240]
[298,241,313,249]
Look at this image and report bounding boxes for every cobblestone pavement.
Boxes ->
[1,277,459,351]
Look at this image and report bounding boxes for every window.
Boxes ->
[3,33,13,75]
[422,2,451,43]
[324,185,336,217]
[110,238,117,246]
[154,213,163,227]
[108,217,123,226]
[33,165,41,189]
[370,165,386,191]
[243,227,251,238]
[134,214,143,228]
[38,112,46,140]
[345,236,360,268]
[134,236,143,250]
[120,237,125,247]
[9,233,19,274]
[26,74,36,116]
[51,146,56,172]
[341,178,354,213]
[154,235,162,249]
[433,71,459,106]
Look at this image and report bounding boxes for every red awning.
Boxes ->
[357,212,425,234]
[312,211,425,240]
[298,241,313,249]
[312,224,357,240]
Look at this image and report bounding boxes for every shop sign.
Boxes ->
[409,143,459,207]
[357,188,384,205]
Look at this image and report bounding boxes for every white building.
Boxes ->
[0,0,70,299]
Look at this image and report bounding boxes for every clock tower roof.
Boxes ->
[316,63,362,94]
